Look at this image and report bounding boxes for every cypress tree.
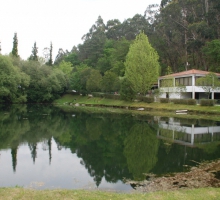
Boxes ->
[47,42,53,66]
[12,33,19,57]
[29,42,38,61]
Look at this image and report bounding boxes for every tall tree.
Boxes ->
[46,42,53,66]
[125,32,160,95]
[29,42,38,61]
[12,33,19,57]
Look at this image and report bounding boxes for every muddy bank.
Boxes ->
[126,159,220,192]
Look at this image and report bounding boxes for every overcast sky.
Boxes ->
[0,0,160,60]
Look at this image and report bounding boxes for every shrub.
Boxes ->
[200,99,215,106]
[142,96,154,103]
[160,98,169,103]
[91,92,104,98]
[171,99,196,105]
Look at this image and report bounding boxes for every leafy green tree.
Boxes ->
[120,78,136,101]
[86,69,102,92]
[69,64,90,93]
[0,55,30,103]
[125,32,160,95]
[12,33,19,57]
[56,60,72,76]
[101,71,119,92]
[29,42,38,61]
[21,60,67,102]
[203,39,220,72]
[196,72,220,98]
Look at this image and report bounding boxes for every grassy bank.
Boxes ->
[53,94,220,121]
[0,188,220,200]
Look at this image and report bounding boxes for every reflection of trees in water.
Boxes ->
[0,105,69,171]
[124,122,159,180]
[11,146,18,172]
[66,115,133,187]
[28,143,37,164]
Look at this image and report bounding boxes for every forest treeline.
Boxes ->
[1,0,220,103]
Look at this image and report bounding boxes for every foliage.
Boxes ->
[46,42,53,66]
[101,71,120,92]
[120,78,136,101]
[196,73,220,98]
[0,55,30,103]
[21,60,67,102]
[86,69,102,92]
[203,39,220,72]
[125,32,160,95]
[171,99,197,105]
[11,33,19,57]
[160,98,169,103]
[56,60,72,76]
[29,42,38,61]
[200,99,215,106]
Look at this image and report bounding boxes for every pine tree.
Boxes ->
[47,42,53,66]
[29,42,38,61]
[12,33,19,57]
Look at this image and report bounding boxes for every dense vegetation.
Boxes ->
[1,0,220,103]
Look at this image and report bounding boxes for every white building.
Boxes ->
[158,69,220,100]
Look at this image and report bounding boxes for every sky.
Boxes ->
[0,0,160,60]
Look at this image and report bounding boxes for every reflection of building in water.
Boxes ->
[157,118,220,146]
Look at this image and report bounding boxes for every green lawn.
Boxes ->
[53,94,220,121]
[0,188,220,200]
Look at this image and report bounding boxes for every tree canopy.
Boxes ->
[125,32,160,95]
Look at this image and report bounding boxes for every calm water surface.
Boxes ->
[0,105,220,191]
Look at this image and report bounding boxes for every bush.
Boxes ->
[200,99,215,106]
[171,99,196,105]
[91,92,104,98]
[142,96,154,103]
[160,98,169,103]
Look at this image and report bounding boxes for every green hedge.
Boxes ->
[91,92,121,100]
[171,99,196,105]
[160,98,169,103]
[200,99,215,106]
[135,96,154,103]
[142,96,154,103]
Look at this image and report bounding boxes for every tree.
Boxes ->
[120,77,136,101]
[29,42,38,61]
[101,71,119,92]
[86,69,102,92]
[202,40,220,72]
[0,55,30,103]
[196,72,220,99]
[46,42,53,66]
[56,60,72,76]
[125,32,160,95]
[12,33,19,57]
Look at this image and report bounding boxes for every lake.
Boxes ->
[0,105,220,191]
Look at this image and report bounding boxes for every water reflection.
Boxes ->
[0,105,220,190]
[158,117,220,146]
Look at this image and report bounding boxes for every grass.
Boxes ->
[53,94,220,121]
[0,188,220,200]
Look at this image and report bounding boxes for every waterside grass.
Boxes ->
[0,188,220,200]
[53,94,220,121]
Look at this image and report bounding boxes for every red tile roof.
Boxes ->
[160,69,220,78]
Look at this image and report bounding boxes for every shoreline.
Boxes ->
[53,94,220,121]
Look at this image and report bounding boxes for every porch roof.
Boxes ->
[160,69,220,79]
